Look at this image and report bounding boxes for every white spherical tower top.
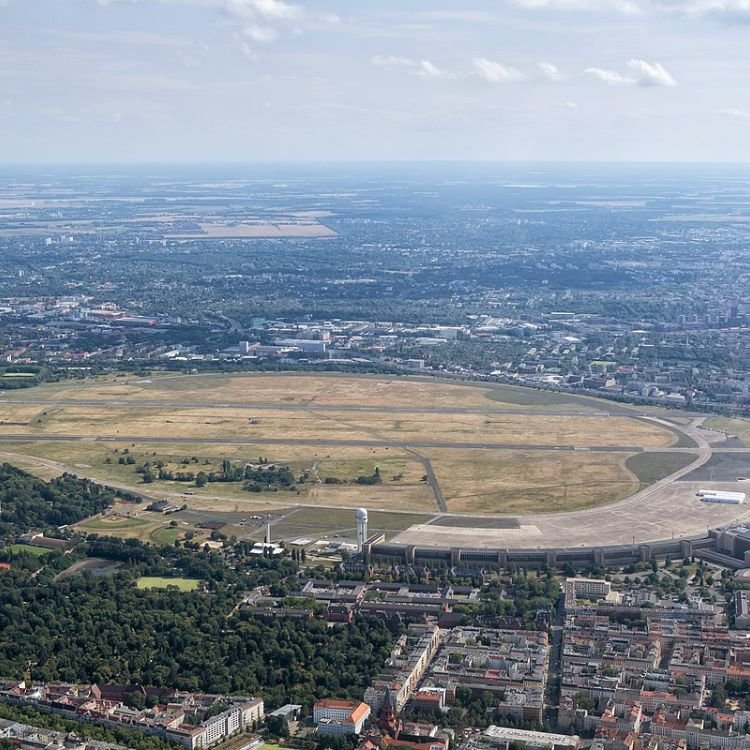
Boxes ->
[356,507,368,522]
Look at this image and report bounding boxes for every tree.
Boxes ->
[711,684,728,708]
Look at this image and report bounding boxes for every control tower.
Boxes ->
[356,507,368,552]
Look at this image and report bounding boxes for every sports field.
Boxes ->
[0,373,690,528]
[136,576,201,591]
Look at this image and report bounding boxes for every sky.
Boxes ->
[1,0,750,163]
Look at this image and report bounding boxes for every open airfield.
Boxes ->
[2,372,750,549]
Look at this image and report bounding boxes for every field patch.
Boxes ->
[136,576,201,591]
[625,452,696,485]
[6,543,48,557]
[705,417,750,446]
[427,448,639,515]
[164,221,337,239]
[150,526,184,545]
[78,516,147,530]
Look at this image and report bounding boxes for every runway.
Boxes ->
[0,395,641,417]
[0,432,651,452]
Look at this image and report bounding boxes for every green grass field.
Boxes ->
[486,385,597,409]
[6,543,49,557]
[78,516,148,530]
[150,526,183,545]
[625,452,696,485]
[136,576,201,591]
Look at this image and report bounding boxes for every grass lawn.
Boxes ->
[78,516,147,530]
[0,374,675,449]
[150,526,183,545]
[705,417,750,446]
[427,448,640,515]
[486,385,596,409]
[625,452,696,485]
[7,543,48,557]
[136,576,201,591]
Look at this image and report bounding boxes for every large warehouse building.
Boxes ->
[698,489,746,505]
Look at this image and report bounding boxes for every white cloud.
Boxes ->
[584,67,635,86]
[512,0,750,20]
[473,57,525,83]
[418,60,448,78]
[226,0,301,21]
[371,56,453,79]
[95,0,305,51]
[666,0,750,21]
[719,107,750,119]
[584,60,676,87]
[563,101,579,109]
[512,0,642,14]
[627,58,677,86]
[371,55,417,68]
[240,41,258,59]
[241,24,278,42]
[411,10,501,22]
[538,62,563,81]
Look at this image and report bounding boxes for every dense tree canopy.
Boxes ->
[0,465,114,532]
[0,561,396,710]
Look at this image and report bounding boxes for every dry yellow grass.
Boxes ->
[0,375,681,517]
[0,405,673,448]
[0,405,46,424]
[0,373,556,410]
[0,439,436,513]
[425,448,639,515]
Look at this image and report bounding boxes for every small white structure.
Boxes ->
[356,507,368,552]
[697,489,746,505]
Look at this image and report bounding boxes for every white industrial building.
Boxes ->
[698,489,746,505]
[277,338,328,355]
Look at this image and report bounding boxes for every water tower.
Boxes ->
[356,507,368,552]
